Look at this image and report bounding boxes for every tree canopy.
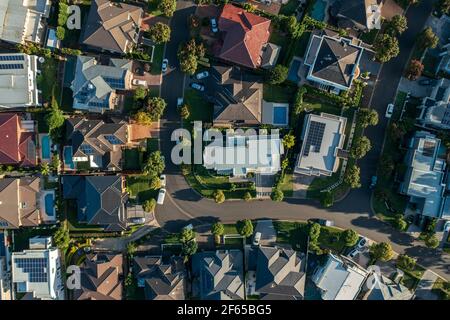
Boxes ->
[237,219,254,238]
[148,22,171,44]
[341,229,359,247]
[358,108,379,128]
[143,151,165,177]
[418,27,439,49]
[350,136,372,159]
[211,222,225,236]
[374,34,400,63]
[344,165,361,189]
[268,65,288,84]
[370,242,394,262]
[158,0,176,17]
[282,133,296,149]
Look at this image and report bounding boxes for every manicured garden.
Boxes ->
[184,89,214,123]
[126,175,159,203]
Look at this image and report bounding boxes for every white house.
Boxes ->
[0,53,40,108]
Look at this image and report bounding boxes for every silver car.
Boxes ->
[162,58,168,73]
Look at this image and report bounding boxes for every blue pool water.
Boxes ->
[41,135,51,159]
[64,146,75,169]
[273,106,288,125]
[310,0,327,22]
[45,193,55,217]
[288,59,302,83]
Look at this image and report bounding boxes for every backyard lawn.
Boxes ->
[123,149,143,170]
[302,94,342,116]
[151,44,165,75]
[37,58,60,105]
[263,84,297,103]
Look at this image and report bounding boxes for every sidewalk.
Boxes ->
[414,270,439,300]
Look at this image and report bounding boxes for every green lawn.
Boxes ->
[164,233,181,244]
[397,265,426,291]
[151,43,165,75]
[37,58,60,105]
[65,199,104,232]
[263,84,297,103]
[302,94,342,116]
[318,227,346,253]
[223,224,239,235]
[307,172,341,199]
[278,172,294,197]
[126,175,158,203]
[147,0,163,16]
[123,149,144,170]
[269,29,289,64]
[184,89,213,123]
[432,278,450,300]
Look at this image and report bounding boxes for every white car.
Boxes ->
[157,188,166,205]
[132,79,147,87]
[253,232,262,246]
[130,217,146,224]
[385,103,394,118]
[190,82,205,92]
[211,18,218,33]
[160,174,166,188]
[196,71,209,80]
[162,59,168,73]
[356,237,367,251]
[177,97,184,108]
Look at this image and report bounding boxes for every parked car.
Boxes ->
[210,18,218,33]
[132,79,147,87]
[157,188,166,205]
[308,218,334,227]
[348,249,359,258]
[196,71,209,80]
[356,237,367,251]
[160,174,166,188]
[253,232,262,246]
[130,217,146,224]
[444,221,450,232]
[177,97,184,108]
[369,176,378,189]
[184,224,194,230]
[418,78,437,86]
[190,82,205,92]
[385,103,394,118]
[162,58,168,73]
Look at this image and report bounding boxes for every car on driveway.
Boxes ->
[157,188,166,205]
[347,248,359,258]
[196,71,209,80]
[418,78,437,86]
[253,232,262,246]
[308,218,334,227]
[162,59,168,73]
[160,174,166,188]
[210,18,218,33]
[132,79,147,87]
[177,97,184,108]
[385,103,394,118]
[356,237,367,251]
[190,82,205,92]
[370,176,377,189]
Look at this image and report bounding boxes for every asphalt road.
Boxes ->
[157,1,449,280]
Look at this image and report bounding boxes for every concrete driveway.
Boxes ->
[414,270,439,300]
[398,76,434,98]
[254,220,277,246]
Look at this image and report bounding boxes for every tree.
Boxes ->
[149,175,161,189]
[344,164,361,189]
[182,240,198,258]
[180,228,196,243]
[358,108,379,128]
[133,111,152,125]
[126,242,137,257]
[282,133,296,149]
[374,34,400,63]
[158,0,176,17]
[178,39,205,75]
[393,214,408,231]
[143,199,156,213]
[243,191,252,201]
[293,86,308,115]
[56,26,66,40]
[405,59,424,80]
[268,65,289,84]
[46,96,65,142]
[418,27,439,50]
[370,242,394,262]
[424,234,439,248]
[237,219,254,238]
[50,154,60,173]
[379,155,395,177]
[397,254,416,271]
[40,163,50,176]
[180,104,190,120]
[211,222,224,236]
[53,224,70,250]
[213,190,225,204]
[437,0,450,14]
[387,15,408,35]
[271,188,284,202]
[341,229,359,247]
[148,22,171,44]
[308,222,321,243]
[281,158,289,170]
[350,136,371,159]
[320,191,334,208]
[134,87,147,101]
[146,97,167,121]
[143,151,165,177]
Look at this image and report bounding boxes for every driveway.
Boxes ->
[398,76,433,98]
[254,220,277,246]
[414,270,439,300]
[292,173,315,199]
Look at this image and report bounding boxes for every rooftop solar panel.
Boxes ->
[303,121,326,156]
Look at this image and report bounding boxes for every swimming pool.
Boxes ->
[45,193,55,217]
[310,0,327,22]
[288,59,302,83]
[41,134,51,159]
[273,106,288,125]
[64,146,75,169]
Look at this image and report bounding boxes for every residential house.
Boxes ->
[363,274,413,300]
[435,15,450,75]
[71,56,133,113]
[0,113,37,167]
[312,253,368,300]
[304,31,364,93]
[0,176,56,229]
[216,4,277,69]
[61,175,129,231]
[295,113,347,177]
[133,256,186,300]
[12,236,64,300]
[208,64,264,127]
[73,253,123,300]
[192,250,245,300]
[80,0,143,54]
[437,42,450,75]
[417,79,450,130]
[247,246,306,300]
[0,232,11,300]
[399,131,450,222]
[65,117,129,171]
[0,53,39,108]
[0,0,51,45]
[330,0,385,31]
[203,133,284,177]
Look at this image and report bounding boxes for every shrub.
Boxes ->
[213,190,225,203]
[143,199,156,213]
[237,219,253,238]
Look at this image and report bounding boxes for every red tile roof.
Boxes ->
[0,113,36,166]
[218,4,271,69]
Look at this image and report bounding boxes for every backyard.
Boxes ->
[37,57,61,105]
[263,84,297,103]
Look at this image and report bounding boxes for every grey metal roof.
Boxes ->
[364,275,413,300]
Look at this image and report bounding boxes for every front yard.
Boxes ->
[126,175,159,203]
[184,89,214,124]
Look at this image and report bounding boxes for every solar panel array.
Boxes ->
[15,258,48,283]
[80,144,94,155]
[303,121,326,156]
[104,135,122,145]
[0,64,24,70]
[0,55,25,61]
[104,77,125,89]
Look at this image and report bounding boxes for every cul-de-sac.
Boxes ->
[0,0,449,301]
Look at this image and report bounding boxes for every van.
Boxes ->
[253,232,262,246]
[157,188,166,205]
